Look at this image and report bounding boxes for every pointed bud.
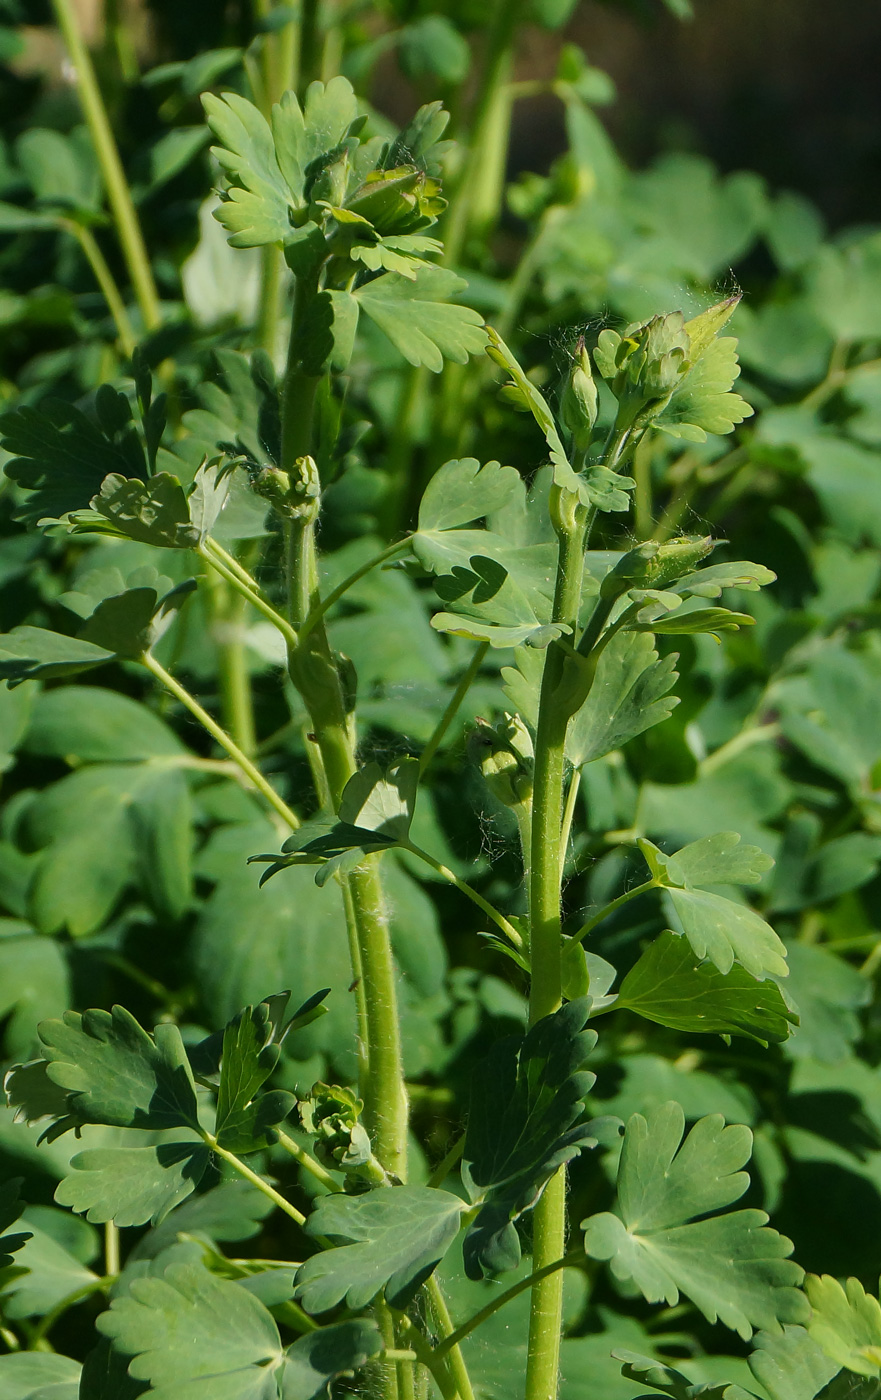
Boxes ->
[469,713,534,809]
[600,536,714,600]
[560,340,599,451]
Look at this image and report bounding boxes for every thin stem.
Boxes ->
[425,1275,477,1400]
[572,878,657,945]
[200,540,299,650]
[419,643,489,776]
[426,1134,465,1190]
[51,0,161,331]
[61,218,136,355]
[141,652,300,829]
[559,769,581,881]
[104,1221,120,1276]
[208,1137,306,1226]
[204,566,258,756]
[30,1275,114,1345]
[340,874,370,1086]
[299,538,412,643]
[404,842,523,948]
[276,1131,340,1192]
[437,1252,582,1359]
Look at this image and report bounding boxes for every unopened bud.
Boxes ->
[250,456,321,523]
[469,713,534,809]
[560,341,599,451]
[600,536,714,601]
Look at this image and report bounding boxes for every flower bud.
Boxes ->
[469,713,534,809]
[600,535,714,601]
[560,340,599,451]
[250,456,321,523]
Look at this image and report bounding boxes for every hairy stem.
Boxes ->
[200,540,300,649]
[51,0,161,332]
[276,1130,340,1191]
[525,488,587,1400]
[404,842,523,948]
[141,652,299,829]
[572,878,657,945]
[425,1275,476,1400]
[436,1252,582,1358]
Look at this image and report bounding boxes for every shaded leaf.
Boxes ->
[617,931,797,1044]
[55,1143,210,1228]
[615,1349,756,1398]
[0,1177,31,1267]
[0,627,115,687]
[215,1002,296,1153]
[0,1210,98,1317]
[295,1185,465,1312]
[38,1006,201,1132]
[462,997,599,1277]
[748,1325,840,1400]
[0,1354,81,1400]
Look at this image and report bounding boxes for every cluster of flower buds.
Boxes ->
[298,1082,387,1189]
[250,454,321,523]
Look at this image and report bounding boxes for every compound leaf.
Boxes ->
[294,1185,465,1312]
[617,931,797,1045]
[37,1006,201,1132]
[55,1143,211,1228]
[643,832,774,888]
[203,90,295,247]
[81,473,194,547]
[582,1102,807,1339]
[806,1276,881,1379]
[97,1261,285,1399]
[417,457,525,532]
[355,267,485,372]
[215,1002,296,1153]
[462,997,599,1278]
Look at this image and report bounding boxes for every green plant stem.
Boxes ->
[426,1134,465,1190]
[425,1275,476,1400]
[419,642,489,775]
[141,652,300,829]
[104,1221,120,1276]
[61,218,137,355]
[403,842,523,949]
[276,1130,340,1192]
[299,538,412,642]
[525,488,588,1400]
[204,566,258,756]
[281,282,407,1181]
[436,1251,582,1359]
[51,0,161,332]
[208,1137,307,1226]
[200,540,300,650]
[559,769,581,881]
[572,878,657,945]
[443,0,525,267]
[30,1275,114,1345]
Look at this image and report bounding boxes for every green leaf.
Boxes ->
[37,1006,201,1132]
[0,930,70,1060]
[614,1349,755,1398]
[779,943,870,1063]
[215,1002,296,1152]
[24,686,184,763]
[81,472,195,547]
[643,832,774,888]
[0,627,115,686]
[203,90,297,247]
[639,835,785,979]
[295,1185,465,1312]
[0,397,147,525]
[462,997,600,1278]
[281,1322,384,1400]
[430,552,566,649]
[398,15,470,84]
[78,1339,146,1400]
[748,1326,840,1400]
[582,1103,807,1339]
[55,1143,210,1227]
[617,932,797,1045]
[129,767,193,922]
[0,1354,82,1400]
[806,1275,881,1379]
[0,1178,31,1267]
[97,1260,285,1399]
[355,267,485,372]
[1,1209,98,1318]
[417,457,525,533]
[816,1376,881,1399]
[565,632,679,767]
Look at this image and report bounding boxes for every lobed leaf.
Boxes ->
[582,1102,807,1339]
[55,1143,210,1228]
[355,266,485,372]
[295,1185,466,1312]
[806,1276,881,1379]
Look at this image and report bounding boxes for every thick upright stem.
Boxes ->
[524,489,587,1400]
[52,0,161,332]
[281,283,408,1179]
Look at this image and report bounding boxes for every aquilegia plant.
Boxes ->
[1,66,876,1400]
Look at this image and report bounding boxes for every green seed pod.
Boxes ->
[560,340,599,451]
